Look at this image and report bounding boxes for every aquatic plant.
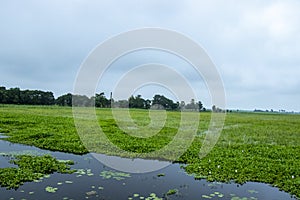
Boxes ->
[157,173,165,177]
[166,189,178,195]
[45,186,58,193]
[0,154,75,189]
[100,170,131,180]
[128,192,163,200]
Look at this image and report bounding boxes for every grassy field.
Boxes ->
[0,105,299,197]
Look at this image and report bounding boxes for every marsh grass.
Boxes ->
[0,105,299,197]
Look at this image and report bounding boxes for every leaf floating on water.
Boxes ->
[65,180,73,184]
[202,195,212,199]
[166,189,177,196]
[129,192,162,200]
[86,190,97,196]
[45,186,58,193]
[100,170,131,181]
[44,174,51,178]
[248,189,258,194]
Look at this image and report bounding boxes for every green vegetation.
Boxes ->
[157,173,165,177]
[0,105,299,197]
[99,170,131,180]
[45,186,58,193]
[166,189,178,196]
[0,154,75,189]
[128,192,162,200]
[0,105,87,154]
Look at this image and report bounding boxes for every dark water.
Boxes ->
[0,135,297,200]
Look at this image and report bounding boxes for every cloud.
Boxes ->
[0,0,299,110]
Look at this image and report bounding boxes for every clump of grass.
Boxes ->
[0,154,75,189]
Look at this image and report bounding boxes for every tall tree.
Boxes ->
[56,93,72,106]
[152,94,179,110]
[95,93,110,108]
[198,101,203,112]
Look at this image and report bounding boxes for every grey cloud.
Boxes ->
[0,0,300,110]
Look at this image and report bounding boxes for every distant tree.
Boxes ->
[212,105,223,113]
[145,99,151,109]
[0,86,7,103]
[72,94,93,107]
[198,101,203,112]
[180,101,185,110]
[95,93,110,108]
[128,95,149,109]
[0,85,206,112]
[152,94,179,110]
[7,87,21,104]
[56,93,72,106]
[0,86,54,105]
[113,99,129,108]
[185,99,197,110]
[212,105,217,112]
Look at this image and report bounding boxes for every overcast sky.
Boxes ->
[1,0,299,111]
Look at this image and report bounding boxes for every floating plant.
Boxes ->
[157,173,165,177]
[100,170,131,180]
[128,192,162,200]
[74,168,94,177]
[202,191,225,199]
[166,189,178,196]
[0,155,75,189]
[45,186,58,193]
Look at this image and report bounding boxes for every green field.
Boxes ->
[0,105,299,197]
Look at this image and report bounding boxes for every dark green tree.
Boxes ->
[198,101,203,112]
[152,94,179,110]
[55,93,72,106]
[95,93,110,108]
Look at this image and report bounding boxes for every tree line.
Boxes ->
[0,86,207,111]
[0,86,55,105]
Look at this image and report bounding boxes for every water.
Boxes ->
[0,136,297,200]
